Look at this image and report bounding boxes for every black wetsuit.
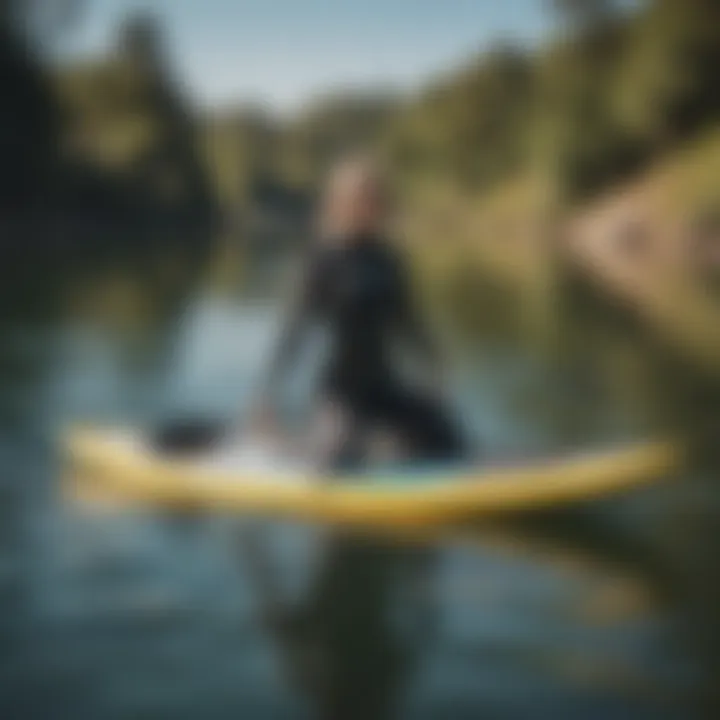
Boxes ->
[266,235,465,467]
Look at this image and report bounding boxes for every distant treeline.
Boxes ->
[5,0,718,297]
[202,93,396,217]
[0,2,218,312]
[202,0,720,208]
[387,0,720,202]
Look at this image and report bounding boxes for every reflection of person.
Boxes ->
[258,532,434,720]
[255,154,466,468]
[306,535,432,720]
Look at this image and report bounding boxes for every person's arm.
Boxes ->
[258,249,324,404]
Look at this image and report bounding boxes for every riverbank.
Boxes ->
[401,128,720,377]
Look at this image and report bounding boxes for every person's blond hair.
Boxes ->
[318,152,392,239]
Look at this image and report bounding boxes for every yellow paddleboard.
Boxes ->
[65,427,683,530]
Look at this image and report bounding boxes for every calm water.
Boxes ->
[0,283,718,719]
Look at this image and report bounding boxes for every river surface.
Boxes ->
[0,280,718,720]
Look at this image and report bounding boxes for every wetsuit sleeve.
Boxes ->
[394,253,442,368]
[260,249,325,397]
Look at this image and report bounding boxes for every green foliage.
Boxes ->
[534,13,638,201]
[201,0,720,219]
[388,0,720,203]
[201,92,396,211]
[0,8,220,322]
[613,0,720,148]
[278,91,397,186]
[384,46,535,191]
[56,13,215,219]
[202,108,281,207]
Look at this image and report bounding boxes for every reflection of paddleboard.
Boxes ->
[65,426,683,529]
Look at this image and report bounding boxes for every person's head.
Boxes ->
[319,153,390,243]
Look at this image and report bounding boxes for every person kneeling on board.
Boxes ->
[252,154,466,471]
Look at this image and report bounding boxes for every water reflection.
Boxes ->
[241,527,432,720]
[0,275,719,718]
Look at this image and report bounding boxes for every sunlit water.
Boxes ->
[0,288,717,719]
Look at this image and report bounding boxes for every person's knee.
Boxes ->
[367,427,406,464]
[407,402,466,460]
[311,400,350,458]
[313,399,367,472]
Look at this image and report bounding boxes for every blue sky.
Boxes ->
[67,0,553,113]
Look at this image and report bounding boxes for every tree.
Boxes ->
[0,0,69,208]
[118,12,168,79]
[384,45,535,190]
[1,0,82,45]
[552,0,620,29]
[613,0,720,148]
